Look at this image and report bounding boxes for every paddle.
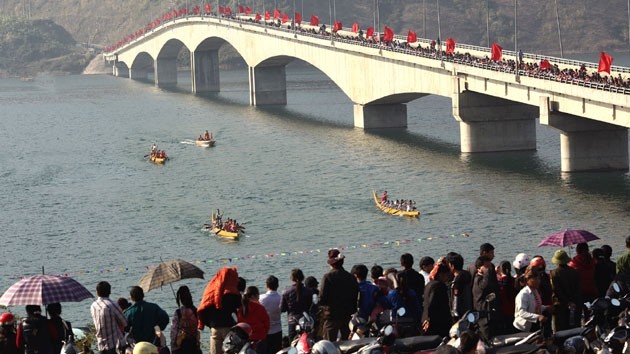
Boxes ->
[143,154,150,158]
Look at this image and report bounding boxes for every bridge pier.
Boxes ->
[129,68,149,81]
[453,91,537,152]
[249,65,287,105]
[191,50,220,93]
[540,97,629,172]
[353,104,407,129]
[113,63,129,77]
[155,58,178,88]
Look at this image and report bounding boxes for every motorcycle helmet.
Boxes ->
[312,340,340,354]
[0,312,15,325]
[132,342,158,354]
[563,336,586,354]
[512,253,530,271]
[298,313,314,333]
[223,323,251,354]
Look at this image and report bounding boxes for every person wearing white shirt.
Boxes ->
[259,276,282,354]
[513,269,548,333]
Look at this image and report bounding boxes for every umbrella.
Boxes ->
[0,275,93,306]
[138,259,204,293]
[538,229,600,247]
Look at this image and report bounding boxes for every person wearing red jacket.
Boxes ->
[569,243,598,303]
[237,287,270,348]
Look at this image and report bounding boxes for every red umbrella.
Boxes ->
[537,229,600,247]
[0,275,93,306]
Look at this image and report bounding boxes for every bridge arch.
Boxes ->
[129,52,154,81]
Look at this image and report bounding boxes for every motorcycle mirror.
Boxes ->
[383,325,393,336]
[485,293,496,302]
[466,312,478,323]
[312,294,319,305]
[288,348,298,354]
[613,282,621,293]
[611,298,621,307]
[397,307,406,317]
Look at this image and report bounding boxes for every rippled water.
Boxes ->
[1,63,629,338]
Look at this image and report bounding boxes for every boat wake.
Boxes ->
[180,139,196,145]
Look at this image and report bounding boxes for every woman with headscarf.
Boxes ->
[172,286,201,354]
[198,267,242,354]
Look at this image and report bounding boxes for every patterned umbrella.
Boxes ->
[0,275,93,306]
[538,229,600,247]
[138,259,204,293]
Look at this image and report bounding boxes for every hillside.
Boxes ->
[0,0,627,74]
[0,17,93,77]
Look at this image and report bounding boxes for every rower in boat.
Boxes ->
[204,130,212,141]
[381,191,388,202]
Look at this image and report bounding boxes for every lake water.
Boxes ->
[1,60,629,341]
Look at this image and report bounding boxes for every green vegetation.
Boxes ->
[0,17,93,77]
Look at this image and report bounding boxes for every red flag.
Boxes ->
[205,3,211,14]
[245,7,252,15]
[540,59,551,70]
[352,23,359,33]
[282,13,289,23]
[238,5,244,13]
[366,27,374,39]
[265,10,271,20]
[255,13,261,21]
[491,42,503,61]
[333,21,342,32]
[219,5,224,14]
[407,30,417,43]
[274,9,280,19]
[383,26,394,41]
[310,15,319,26]
[295,12,302,24]
[598,52,613,74]
[193,5,200,15]
[225,6,231,16]
[446,37,456,54]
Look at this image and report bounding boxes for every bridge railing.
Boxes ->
[108,14,630,93]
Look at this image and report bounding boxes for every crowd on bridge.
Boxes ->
[4,234,630,354]
[104,4,630,93]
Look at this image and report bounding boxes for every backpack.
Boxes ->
[21,316,52,354]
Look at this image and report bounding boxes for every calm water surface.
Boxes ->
[1,62,629,334]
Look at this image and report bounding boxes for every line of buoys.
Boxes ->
[0,233,471,281]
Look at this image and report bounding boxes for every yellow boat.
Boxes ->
[373,191,420,217]
[149,155,167,164]
[210,212,240,239]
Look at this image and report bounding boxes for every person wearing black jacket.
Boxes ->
[319,249,358,341]
[399,253,425,319]
[472,256,498,343]
[46,303,72,354]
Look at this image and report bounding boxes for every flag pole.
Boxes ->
[514,0,519,80]
[486,0,490,48]
[329,0,333,44]
[554,0,563,58]
[423,0,426,39]
[437,0,442,55]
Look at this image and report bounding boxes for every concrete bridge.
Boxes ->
[104,15,630,172]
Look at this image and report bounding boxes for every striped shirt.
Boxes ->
[91,297,127,351]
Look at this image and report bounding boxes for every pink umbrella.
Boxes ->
[537,229,600,247]
[0,275,93,306]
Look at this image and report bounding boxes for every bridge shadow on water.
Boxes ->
[164,84,630,201]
